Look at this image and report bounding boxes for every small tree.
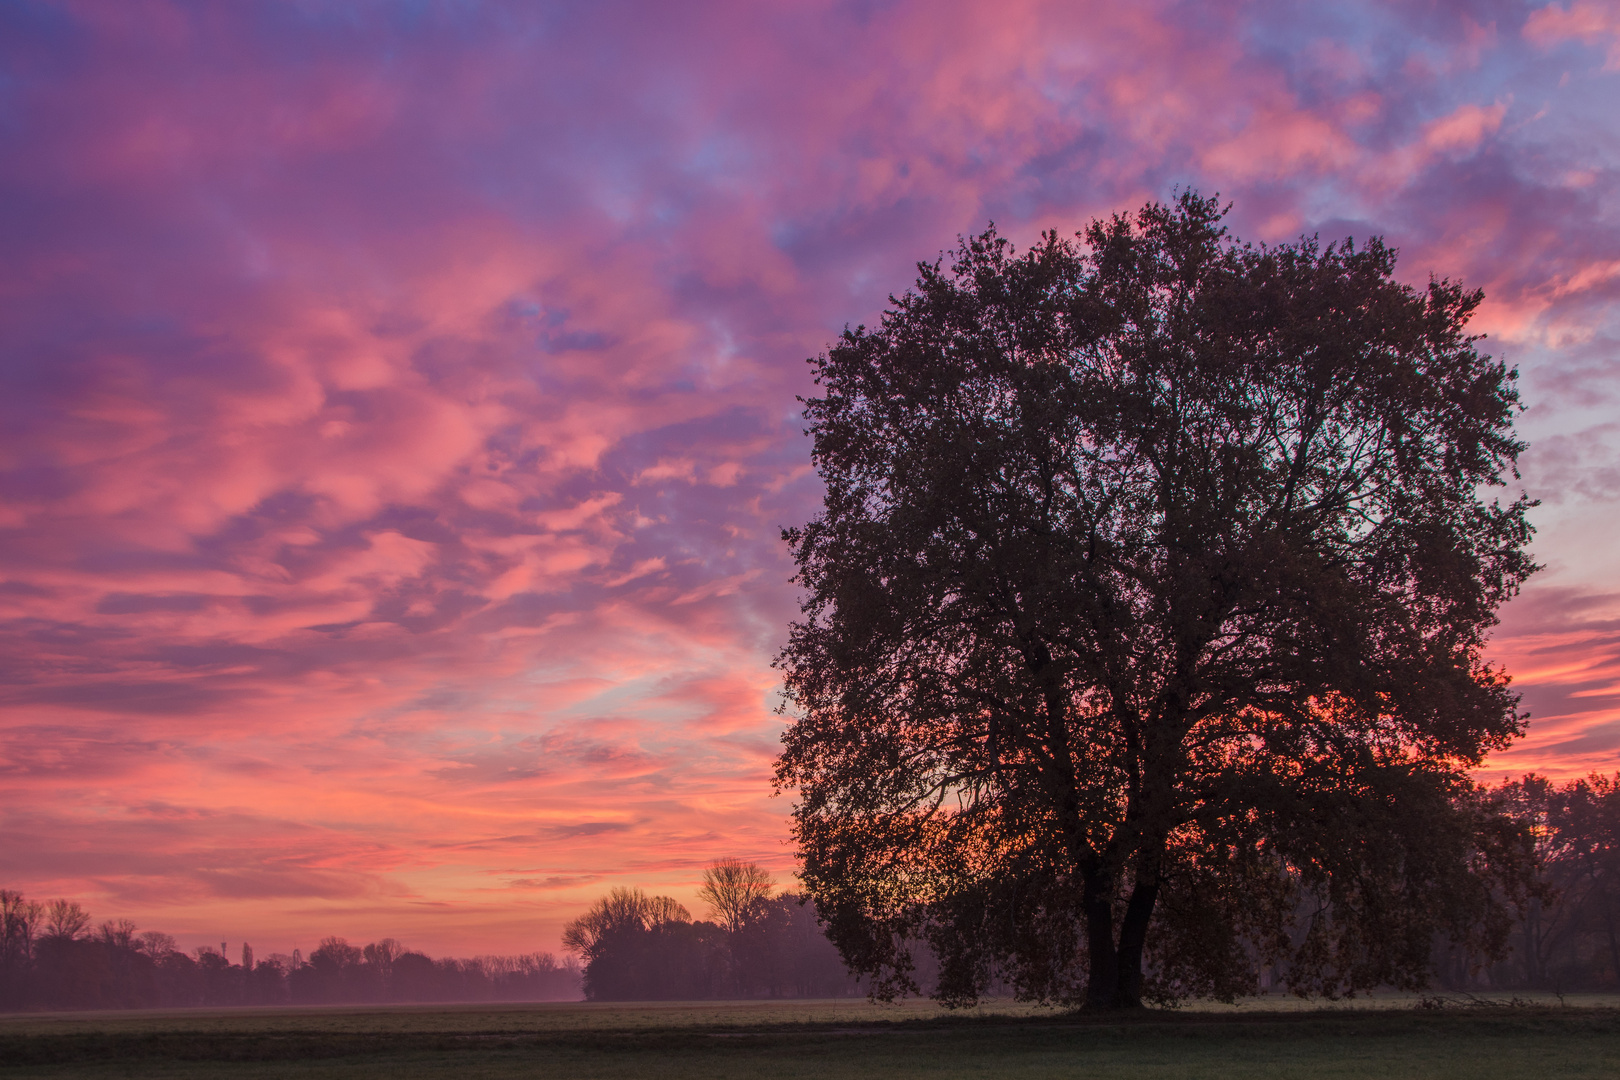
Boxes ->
[1,891,41,967]
[136,931,176,959]
[776,194,1537,1009]
[0,891,43,1009]
[43,900,91,942]
[99,919,138,950]
[698,859,777,933]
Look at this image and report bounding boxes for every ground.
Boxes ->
[2,994,1617,1078]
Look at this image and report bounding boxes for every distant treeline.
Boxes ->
[1456,773,1620,992]
[562,860,860,1000]
[6,773,1614,1012]
[0,857,857,1012]
[0,900,579,1011]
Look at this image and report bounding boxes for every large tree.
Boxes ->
[775,194,1537,1010]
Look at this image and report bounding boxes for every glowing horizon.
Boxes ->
[2,0,1618,960]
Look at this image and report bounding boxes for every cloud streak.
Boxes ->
[0,0,1617,955]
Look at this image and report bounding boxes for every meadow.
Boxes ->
[2,995,1618,1079]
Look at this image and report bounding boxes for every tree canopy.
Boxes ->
[775,193,1537,1009]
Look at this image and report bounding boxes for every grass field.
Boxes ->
[2,995,1618,1079]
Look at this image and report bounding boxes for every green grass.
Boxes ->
[2,996,1617,1079]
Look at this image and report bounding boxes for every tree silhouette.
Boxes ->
[561,887,691,957]
[1495,773,1620,987]
[698,859,777,933]
[776,193,1537,1009]
[43,900,90,942]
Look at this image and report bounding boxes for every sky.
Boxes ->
[1,0,1618,960]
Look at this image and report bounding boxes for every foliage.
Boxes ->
[561,887,692,958]
[562,872,861,1000]
[776,193,1537,1009]
[1486,773,1620,989]
[0,891,41,988]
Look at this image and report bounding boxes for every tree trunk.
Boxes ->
[1081,858,1162,1010]
[1524,897,1541,987]
[1113,853,1163,1008]
[1081,866,1119,1010]
[1603,896,1620,989]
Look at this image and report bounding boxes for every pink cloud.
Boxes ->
[1526,1,1620,67]
[1423,102,1508,153]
